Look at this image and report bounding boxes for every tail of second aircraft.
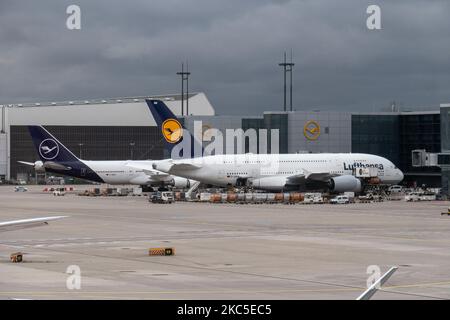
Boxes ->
[27,126,104,182]
[28,126,80,164]
[146,99,203,158]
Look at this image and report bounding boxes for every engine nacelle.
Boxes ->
[34,161,45,172]
[329,175,362,193]
[171,176,193,189]
[250,176,288,191]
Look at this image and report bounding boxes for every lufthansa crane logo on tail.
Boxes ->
[303,120,321,141]
[39,139,59,160]
[162,119,183,143]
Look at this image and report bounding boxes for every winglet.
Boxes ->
[356,266,398,300]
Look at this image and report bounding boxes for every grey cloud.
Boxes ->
[0,0,449,115]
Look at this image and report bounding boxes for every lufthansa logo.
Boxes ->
[304,120,320,140]
[162,119,183,143]
[39,139,60,160]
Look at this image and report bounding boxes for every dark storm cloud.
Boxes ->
[0,0,449,115]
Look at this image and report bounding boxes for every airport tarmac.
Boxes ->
[1,185,450,300]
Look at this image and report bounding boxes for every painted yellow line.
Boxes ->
[384,280,450,289]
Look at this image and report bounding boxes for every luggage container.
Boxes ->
[210,193,222,203]
[289,192,303,203]
[133,187,143,196]
[274,193,284,202]
[200,192,212,202]
[266,193,276,203]
[227,193,237,203]
[244,193,254,202]
[253,193,268,203]
[236,193,246,203]
[221,193,228,202]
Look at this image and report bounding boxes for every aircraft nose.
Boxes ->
[398,169,404,182]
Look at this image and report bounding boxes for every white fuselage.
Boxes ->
[157,153,404,190]
[81,160,173,185]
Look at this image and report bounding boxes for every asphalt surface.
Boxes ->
[0,185,449,300]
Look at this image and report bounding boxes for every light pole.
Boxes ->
[176,62,191,116]
[278,51,295,111]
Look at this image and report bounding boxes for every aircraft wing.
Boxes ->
[286,170,336,184]
[305,172,334,182]
[17,161,36,167]
[286,173,306,184]
[170,163,202,170]
[125,162,170,179]
[152,160,202,174]
[0,216,67,233]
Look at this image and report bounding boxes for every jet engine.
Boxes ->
[329,175,362,193]
[34,161,45,172]
[250,176,288,191]
[171,176,193,189]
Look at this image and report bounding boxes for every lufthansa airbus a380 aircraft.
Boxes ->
[144,99,404,193]
[20,126,195,188]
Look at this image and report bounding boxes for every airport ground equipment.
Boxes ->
[10,252,23,263]
[149,247,175,256]
[185,181,201,200]
[441,207,450,216]
[53,188,66,196]
[358,193,383,203]
[405,191,437,201]
[149,191,174,203]
[303,193,324,204]
[330,195,350,204]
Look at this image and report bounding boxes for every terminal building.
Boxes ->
[184,104,446,192]
[1,93,448,194]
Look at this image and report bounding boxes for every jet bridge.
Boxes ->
[412,149,449,197]
[411,149,438,167]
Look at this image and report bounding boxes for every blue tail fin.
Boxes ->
[27,126,104,183]
[28,126,80,163]
[146,99,203,158]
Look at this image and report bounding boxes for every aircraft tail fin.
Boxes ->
[146,99,203,158]
[28,126,80,163]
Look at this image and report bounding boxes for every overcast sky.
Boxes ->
[0,0,449,115]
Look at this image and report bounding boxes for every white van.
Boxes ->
[330,195,350,204]
[304,193,324,204]
[388,185,403,193]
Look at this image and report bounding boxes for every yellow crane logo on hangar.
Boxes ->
[303,120,321,140]
[162,119,183,143]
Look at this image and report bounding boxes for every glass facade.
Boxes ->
[399,113,441,186]
[441,107,450,152]
[352,113,441,187]
[263,113,288,153]
[352,114,400,167]
[440,106,450,195]
[10,125,165,180]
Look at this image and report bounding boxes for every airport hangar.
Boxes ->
[1,94,449,194]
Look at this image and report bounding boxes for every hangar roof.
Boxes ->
[2,92,214,126]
